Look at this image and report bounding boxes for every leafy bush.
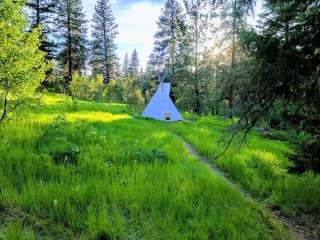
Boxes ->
[0,0,48,124]
[272,172,320,216]
[89,74,105,101]
[68,74,146,110]
[103,80,125,103]
[288,135,320,174]
[69,72,90,99]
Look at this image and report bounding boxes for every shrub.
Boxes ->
[69,72,90,100]
[0,0,48,124]
[103,80,125,103]
[272,172,320,216]
[89,74,105,101]
[288,135,320,174]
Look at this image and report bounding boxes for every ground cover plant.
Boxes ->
[0,94,290,239]
[172,116,320,221]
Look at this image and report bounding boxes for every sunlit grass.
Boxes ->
[66,111,131,123]
[172,115,320,217]
[0,94,292,239]
[41,93,72,105]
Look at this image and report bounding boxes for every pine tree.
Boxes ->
[151,0,187,102]
[184,0,211,115]
[91,0,118,84]
[218,0,254,111]
[122,52,129,77]
[231,0,320,172]
[27,0,56,61]
[128,49,140,76]
[55,0,87,87]
[152,0,185,75]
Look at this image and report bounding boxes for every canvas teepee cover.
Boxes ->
[142,83,183,121]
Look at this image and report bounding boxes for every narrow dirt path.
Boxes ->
[177,136,317,240]
[180,137,253,199]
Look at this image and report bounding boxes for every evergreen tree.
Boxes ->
[91,0,118,84]
[230,0,320,172]
[152,0,185,72]
[129,49,140,76]
[218,0,254,111]
[122,52,129,77]
[27,0,56,60]
[184,0,211,115]
[151,0,187,102]
[55,0,87,87]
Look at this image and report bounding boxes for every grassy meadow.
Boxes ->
[0,94,317,239]
[172,116,320,219]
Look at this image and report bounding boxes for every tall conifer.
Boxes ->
[129,49,140,76]
[27,0,56,60]
[122,52,130,77]
[91,0,118,84]
[55,0,87,86]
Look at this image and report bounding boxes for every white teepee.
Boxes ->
[142,82,183,121]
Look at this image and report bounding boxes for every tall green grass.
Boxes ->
[0,94,290,239]
[172,116,320,218]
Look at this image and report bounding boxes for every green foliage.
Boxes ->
[122,53,130,77]
[0,0,47,122]
[126,88,144,108]
[69,73,145,109]
[103,79,125,103]
[0,94,290,239]
[232,0,320,172]
[69,72,90,99]
[90,0,118,84]
[128,49,139,77]
[69,73,105,101]
[89,74,105,101]
[26,0,56,61]
[272,172,320,216]
[288,135,320,174]
[263,98,320,173]
[1,221,36,240]
[55,0,87,84]
[172,116,320,220]
[118,76,145,108]
[149,0,187,102]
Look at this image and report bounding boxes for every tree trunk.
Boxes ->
[194,1,201,116]
[228,0,237,111]
[66,0,72,86]
[169,8,177,103]
[36,0,40,27]
[103,20,110,84]
[231,0,236,69]
[0,96,7,124]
